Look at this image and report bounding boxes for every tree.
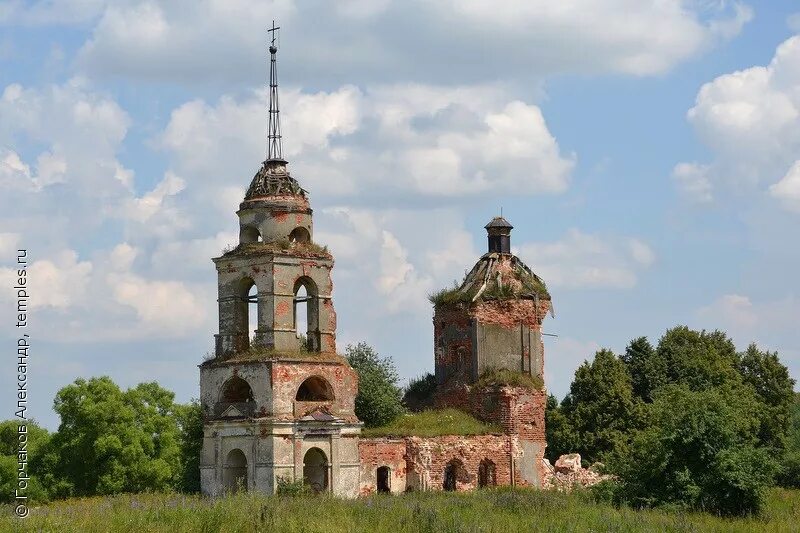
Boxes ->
[0,420,50,503]
[621,337,659,401]
[736,344,796,451]
[657,327,741,391]
[345,342,405,428]
[544,394,574,462]
[777,393,800,488]
[175,400,203,493]
[609,385,776,516]
[46,377,183,497]
[557,350,645,464]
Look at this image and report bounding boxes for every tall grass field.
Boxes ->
[4,488,800,533]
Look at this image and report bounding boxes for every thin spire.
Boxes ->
[267,21,283,162]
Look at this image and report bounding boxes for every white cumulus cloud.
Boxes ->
[517,229,655,289]
[677,35,800,211]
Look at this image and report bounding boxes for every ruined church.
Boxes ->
[199,31,553,496]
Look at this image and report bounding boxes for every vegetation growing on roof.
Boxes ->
[428,262,550,307]
[473,368,544,391]
[427,282,473,306]
[202,347,346,366]
[220,240,330,259]
[361,408,500,438]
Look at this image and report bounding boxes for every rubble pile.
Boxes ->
[542,453,610,490]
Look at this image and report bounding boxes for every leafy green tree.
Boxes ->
[654,327,742,394]
[0,420,51,503]
[46,377,183,497]
[736,344,796,451]
[544,394,574,462]
[345,342,405,428]
[777,393,800,488]
[557,350,645,464]
[609,385,777,516]
[175,400,203,493]
[621,337,659,401]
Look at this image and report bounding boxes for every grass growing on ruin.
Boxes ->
[7,487,800,533]
[361,408,500,438]
[474,368,544,391]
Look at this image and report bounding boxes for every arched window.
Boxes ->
[221,376,254,403]
[296,376,334,401]
[303,448,328,493]
[217,376,255,417]
[443,459,466,492]
[289,227,310,243]
[240,225,261,244]
[377,466,391,493]
[478,459,496,488]
[223,449,247,493]
[234,277,259,350]
[294,277,319,351]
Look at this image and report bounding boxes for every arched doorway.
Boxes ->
[443,459,466,491]
[223,449,247,493]
[478,459,496,488]
[377,466,391,493]
[303,448,328,493]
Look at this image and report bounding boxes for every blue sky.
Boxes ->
[1,1,798,430]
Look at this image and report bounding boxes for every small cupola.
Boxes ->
[485,216,513,254]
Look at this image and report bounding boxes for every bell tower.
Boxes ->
[199,23,361,498]
[213,23,335,358]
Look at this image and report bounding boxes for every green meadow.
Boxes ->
[6,487,800,533]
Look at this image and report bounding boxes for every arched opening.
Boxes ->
[377,466,391,493]
[478,459,496,488]
[293,277,319,352]
[456,346,468,375]
[223,449,247,493]
[247,284,258,344]
[217,376,255,416]
[303,448,328,493]
[240,225,261,244]
[295,284,308,348]
[443,459,466,492]
[289,226,310,243]
[235,277,258,349]
[296,376,334,401]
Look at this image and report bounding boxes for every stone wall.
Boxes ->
[358,434,539,493]
[357,438,407,495]
[271,360,359,423]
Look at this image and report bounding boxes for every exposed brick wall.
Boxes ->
[471,299,549,328]
[358,434,528,493]
[357,438,407,495]
[434,385,546,442]
[433,306,472,385]
[270,361,359,422]
[405,435,517,491]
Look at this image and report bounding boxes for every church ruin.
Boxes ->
[199,27,553,497]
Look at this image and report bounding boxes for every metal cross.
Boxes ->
[268,20,280,48]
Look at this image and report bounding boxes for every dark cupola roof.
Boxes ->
[244,159,306,200]
[484,216,513,230]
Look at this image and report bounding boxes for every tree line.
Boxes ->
[545,326,799,515]
[1,331,797,517]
